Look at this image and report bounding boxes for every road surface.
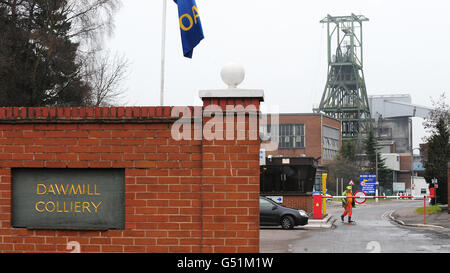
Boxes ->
[260,200,450,253]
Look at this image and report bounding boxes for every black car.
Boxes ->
[260,196,308,229]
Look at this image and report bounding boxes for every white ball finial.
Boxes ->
[221,62,245,89]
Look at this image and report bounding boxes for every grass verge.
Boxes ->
[415,205,442,215]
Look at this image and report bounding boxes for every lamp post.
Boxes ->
[322,173,328,216]
[375,143,382,202]
[375,147,378,202]
[374,113,381,202]
[160,0,167,106]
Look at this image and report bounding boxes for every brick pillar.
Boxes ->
[199,89,264,253]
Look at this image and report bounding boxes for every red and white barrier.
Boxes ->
[313,190,434,224]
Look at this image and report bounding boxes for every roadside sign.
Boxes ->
[260,149,266,166]
[267,196,283,204]
[354,191,367,204]
[393,182,406,193]
[359,175,376,194]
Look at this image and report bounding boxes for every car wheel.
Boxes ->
[281,215,294,230]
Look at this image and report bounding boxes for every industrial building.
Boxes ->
[259,113,342,212]
[260,113,342,165]
[261,14,436,207]
[369,94,432,194]
[315,14,371,141]
[311,14,432,195]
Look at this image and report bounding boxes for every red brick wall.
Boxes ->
[398,154,413,190]
[281,196,313,214]
[200,98,261,253]
[399,154,412,171]
[397,172,412,190]
[0,105,260,253]
[265,114,341,165]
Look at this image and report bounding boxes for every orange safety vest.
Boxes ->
[347,191,353,204]
[342,190,355,208]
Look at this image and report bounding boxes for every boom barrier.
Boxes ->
[313,190,435,225]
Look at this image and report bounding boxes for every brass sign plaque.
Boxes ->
[12,169,125,230]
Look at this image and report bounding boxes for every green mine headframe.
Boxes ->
[315,14,372,141]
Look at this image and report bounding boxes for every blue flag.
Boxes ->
[174,0,204,58]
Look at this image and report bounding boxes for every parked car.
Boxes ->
[259,196,308,229]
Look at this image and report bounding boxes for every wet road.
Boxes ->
[260,200,450,253]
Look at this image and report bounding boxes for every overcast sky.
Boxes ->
[106,0,450,149]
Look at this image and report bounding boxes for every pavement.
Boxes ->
[308,201,450,232]
[389,204,450,231]
[303,214,335,229]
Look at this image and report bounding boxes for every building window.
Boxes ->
[260,165,315,194]
[278,124,305,149]
[323,126,339,161]
[260,123,305,149]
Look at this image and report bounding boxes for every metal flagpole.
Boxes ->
[160,0,167,106]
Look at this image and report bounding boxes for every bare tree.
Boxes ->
[62,0,129,106]
[84,50,129,106]
[61,0,120,48]
[0,0,127,106]
[63,0,129,106]
[422,92,450,141]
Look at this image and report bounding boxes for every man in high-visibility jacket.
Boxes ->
[341,186,356,223]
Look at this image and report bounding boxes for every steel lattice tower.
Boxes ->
[316,14,371,140]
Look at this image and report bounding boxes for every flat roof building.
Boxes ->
[261,113,342,165]
[259,113,342,212]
